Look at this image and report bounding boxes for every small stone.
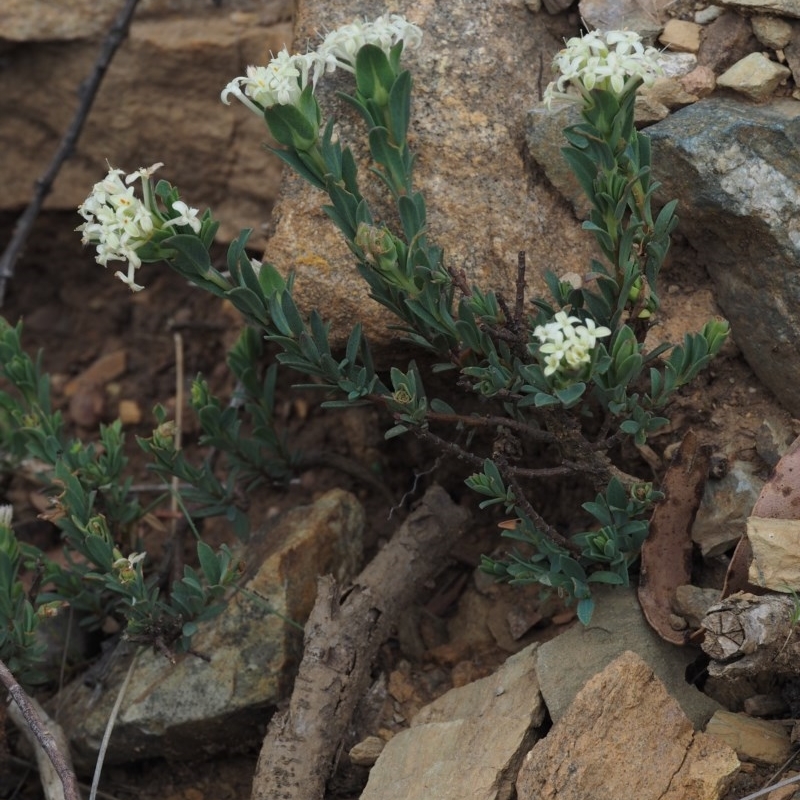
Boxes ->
[641,76,698,109]
[63,350,127,397]
[743,694,789,718]
[658,51,699,77]
[699,11,759,73]
[752,15,793,50]
[660,19,703,53]
[706,710,792,765]
[747,517,800,591]
[717,52,791,101]
[680,65,717,97]
[117,399,143,425]
[349,736,385,767]
[68,386,105,428]
[674,586,722,629]
[524,0,542,10]
[695,5,726,24]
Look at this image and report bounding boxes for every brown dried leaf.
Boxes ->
[638,430,710,645]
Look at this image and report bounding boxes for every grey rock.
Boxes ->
[578,0,664,44]
[698,11,759,73]
[692,460,765,557]
[52,489,365,768]
[646,97,800,415]
[360,643,545,800]
[716,0,800,18]
[535,587,721,729]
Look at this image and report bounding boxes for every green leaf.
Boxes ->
[197,541,221,586]
[576,597,595,625]
[555,382,586,408]
[355,44,395,105]
[264,97,319,151]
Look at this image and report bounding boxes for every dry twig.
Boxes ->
[0,0,143,305]
[250,484,470,800]
[0,658,80,800]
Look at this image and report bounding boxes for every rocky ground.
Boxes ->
[4,0,800,799]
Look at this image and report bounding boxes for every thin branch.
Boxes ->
[0,658,81,800]
[499,460,583,555]
[0,0,143,306]
[414,427,573,478]
[424,410,557,443]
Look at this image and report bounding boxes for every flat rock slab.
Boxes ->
[516,651,740,800]
[53,489,364,768]
[535,586,721,729]
[360,642,545,800]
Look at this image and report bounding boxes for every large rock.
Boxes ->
[646,98,800,415]
[52,489,364,768]
[535,586,722,729]
[360,642,545,800]
[516,651,740,800]
[0,0,284,40]
[263,0,597,349]
[0,4,293,247]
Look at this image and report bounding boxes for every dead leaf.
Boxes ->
[638,430,710,645]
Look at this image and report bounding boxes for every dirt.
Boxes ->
[0,209,795,799]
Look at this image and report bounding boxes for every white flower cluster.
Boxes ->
[221,14,422,114]
[534,310,611,377]
[317,13,423,73]
[77,164,201,292]
[543,29,662,107]
[221,50,323,114]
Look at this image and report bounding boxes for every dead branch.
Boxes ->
[250,484,470,800]
[0,0,143,306]
[701,592,800,678]
[0,659,80,800]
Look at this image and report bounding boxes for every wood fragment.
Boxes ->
[638,430,710,645]
[701,591,800,678]
[250,485,470,800]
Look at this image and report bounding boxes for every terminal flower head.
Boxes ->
[533,310,611,377]
[316,13,423,74]
[221,50,324,114]
[77,163,202,292]
[543,29,662,107]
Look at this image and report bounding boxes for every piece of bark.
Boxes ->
[250,485,470,800]
[7,692,77,800]
[701,591,800,677]
[638,430,711,644]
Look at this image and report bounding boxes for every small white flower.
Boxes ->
[534,310,611,377]
[164,200,202,234]
[543,28,662,107]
